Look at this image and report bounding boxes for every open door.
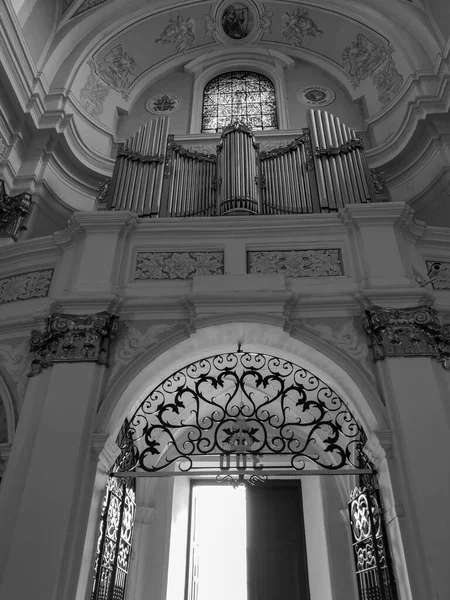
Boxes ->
[246,481,310,600]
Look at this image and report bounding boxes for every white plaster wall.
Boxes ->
[284,61,365,132]
[117,69,193,139]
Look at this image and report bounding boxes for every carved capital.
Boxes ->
[362,305,450,368]
[28,311,119,376]
[0,179,32,241]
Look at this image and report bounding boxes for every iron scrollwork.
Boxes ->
[349,485,398,600]
[28,311,119,376]
[123,351,366,474]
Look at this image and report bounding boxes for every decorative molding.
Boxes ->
[363,305,450,368]
[0,270,53,304]
[247,249,343,277]
[28,312,119,376]
[134,252,224,280]
[302,319,374,383]
[155,16,196,53]
[425,261,450,290]
[0,180,32,241]
[0,442,12,476]
[145,93,182,115]
[281,8,323,47]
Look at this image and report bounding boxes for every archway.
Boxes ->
[86,322,404,600]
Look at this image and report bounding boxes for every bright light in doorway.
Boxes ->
[189,485,247,600]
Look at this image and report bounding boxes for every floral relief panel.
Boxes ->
[134,252,224,280]
[247,249,343,277]
[0,269,53,304]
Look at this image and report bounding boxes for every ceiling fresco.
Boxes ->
[72,0,408,127]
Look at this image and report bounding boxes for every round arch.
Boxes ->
[97,319,387,445]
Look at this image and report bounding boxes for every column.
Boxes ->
[363,305,450,600]
[0,311,119,600]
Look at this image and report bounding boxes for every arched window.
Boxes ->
[201,71,278,132]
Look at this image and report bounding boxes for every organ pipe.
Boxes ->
[105,110,379,218]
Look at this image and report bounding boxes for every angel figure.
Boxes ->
[282,8,323,47]
[156,15,196,54]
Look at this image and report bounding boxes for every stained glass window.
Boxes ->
[202,71,278,132]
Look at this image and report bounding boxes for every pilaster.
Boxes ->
[363,304,450,600]
[0,309,118,600]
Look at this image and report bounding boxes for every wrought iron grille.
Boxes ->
[348,485,398,600]
[201,71,278,132]
[123,350,366,474]
[91,424,136,600]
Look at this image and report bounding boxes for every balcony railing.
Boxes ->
[103,109,386,218]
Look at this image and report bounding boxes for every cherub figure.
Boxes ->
[156,16,195,53]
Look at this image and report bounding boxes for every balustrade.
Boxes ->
[103,109,382,218]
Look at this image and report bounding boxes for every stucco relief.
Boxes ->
[426,261,450,290]
[0,339,30,402]
[301,318,375,384]
[92,46,136,100]
[156,16,196,53]
[72,0,109,17]
[372,54,404,107]
[134,252,224,280]
[203,2,272,44]
[79,63,110,117]
[105,322,182,390]
[0,135,6,161]
[341,35,403,105]
[247,249,343,277]
[281,9,323,47]
[0,270,53,304]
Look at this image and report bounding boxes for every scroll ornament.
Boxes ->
[363,305,449,369]
[28,312,119,376]
[0,179,32,241]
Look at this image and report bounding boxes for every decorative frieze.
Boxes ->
[425,261,450,290]
[28,312,119,376]
[134,251,224,280]
[247,249,343,277]
[0,180,32,241]
[363,305,449,368]
[0,270,53,304]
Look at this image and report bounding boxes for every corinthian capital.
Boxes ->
[28,311,119,376]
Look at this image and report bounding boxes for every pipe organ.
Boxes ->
[216,122,260,215]
[105,110,380,218]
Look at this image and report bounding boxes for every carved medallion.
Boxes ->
[28,312,119,376]
[297,86,335,107]
[145,93,182,115]
[221,3,254,40]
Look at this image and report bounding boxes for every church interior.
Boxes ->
[0,1,449,599]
